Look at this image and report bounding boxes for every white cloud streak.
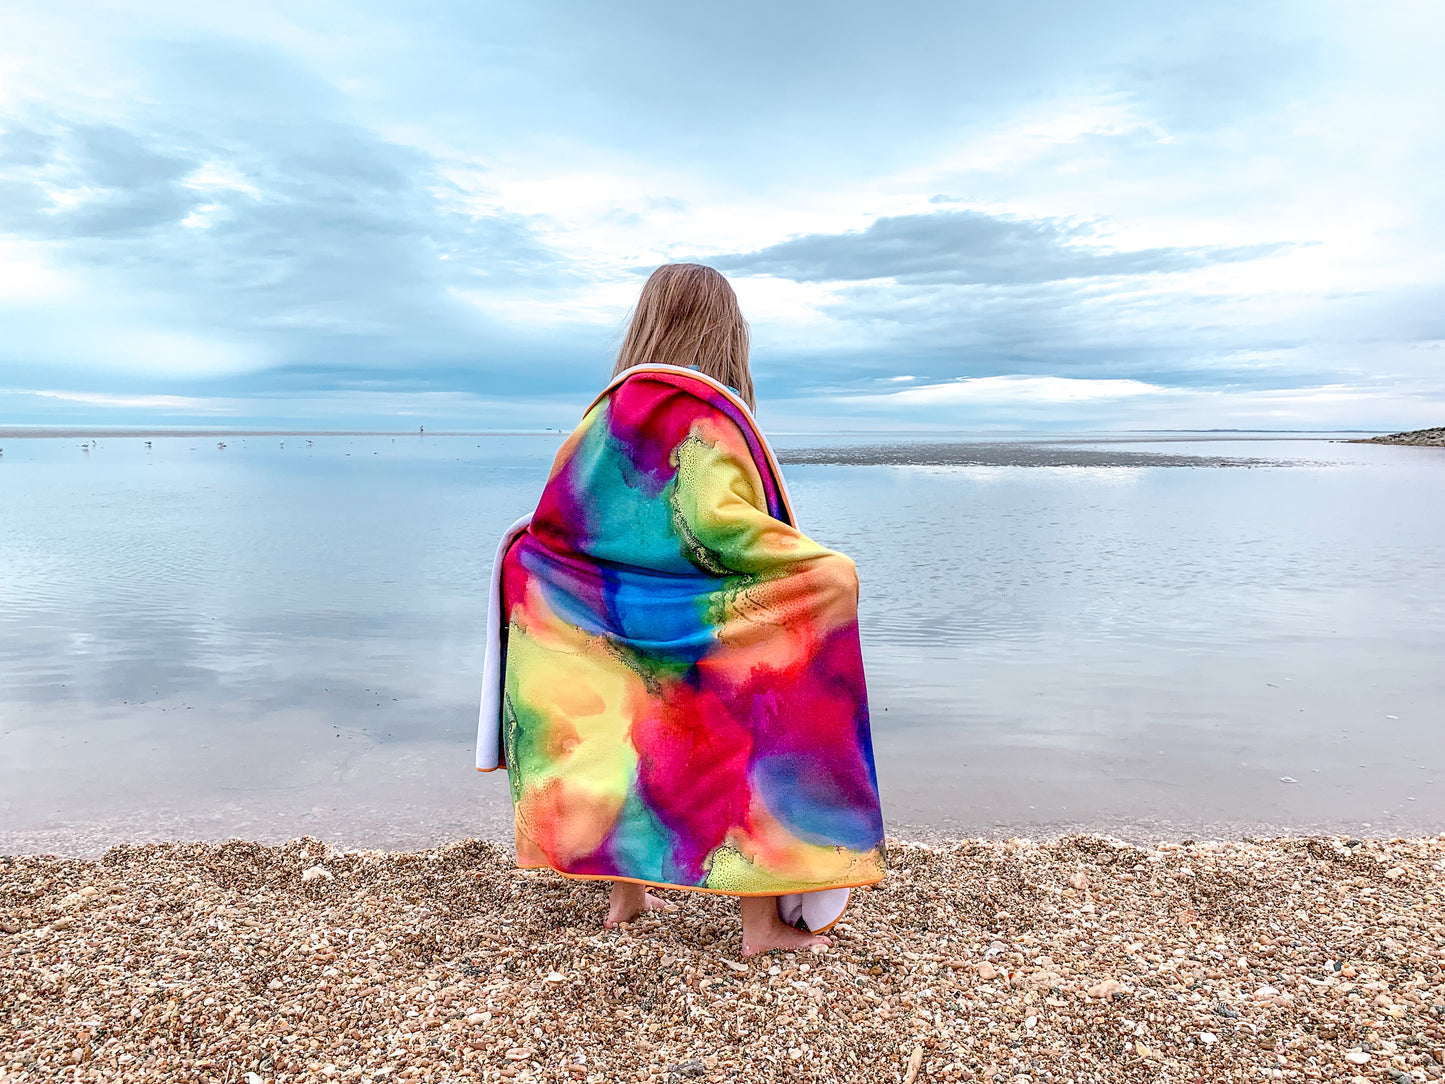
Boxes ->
[16,389,233,411]
[847,375,1169,406]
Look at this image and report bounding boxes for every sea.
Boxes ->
[2,430,1442,854]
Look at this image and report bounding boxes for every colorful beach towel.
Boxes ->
[478,364,885,915]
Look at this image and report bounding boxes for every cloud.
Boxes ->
[0,42,580,382]
[0,0,1441,430]
[846,375,1169,407]
[0,122,200,238]
[755,372,1445,433]
[23,389,230,411]
[707,209,1290,286]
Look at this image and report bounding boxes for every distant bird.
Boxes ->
[144,440,152,448]
[279,441,284,449]
[306,439,314,447]
[81,442,90,451]
[217,441,227,449]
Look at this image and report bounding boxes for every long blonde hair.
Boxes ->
[613,264,755,411]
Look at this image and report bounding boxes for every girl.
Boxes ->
[479,264,885,955]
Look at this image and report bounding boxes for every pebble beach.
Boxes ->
[4,833,1444,1084]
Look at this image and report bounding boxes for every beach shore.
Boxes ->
[3,834,1443,1084]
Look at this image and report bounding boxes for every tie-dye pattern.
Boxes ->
[498,366,886,895]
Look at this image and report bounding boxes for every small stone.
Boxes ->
[1023,970,1062,990]
[1068,871,1089,891]
[1384,867,1406,879]
[5,830,1444,1084]
[903,1046,924,1084]
[1,917,20,934]
[1087,979,1127,999]
[301,866,333,883]
[976,961,997,980]
[1345,1051,1371,1065]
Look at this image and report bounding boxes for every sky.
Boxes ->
[1,0,1443,432]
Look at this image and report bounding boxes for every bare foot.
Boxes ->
[604,881,671,928]
[739,896,832,957]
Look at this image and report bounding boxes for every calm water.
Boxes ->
[2,431,1443,853]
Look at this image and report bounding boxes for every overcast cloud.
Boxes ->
[707,211,1291,286]
[1,0,1442,430]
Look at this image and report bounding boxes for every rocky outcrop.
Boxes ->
[1357,426,1445,446]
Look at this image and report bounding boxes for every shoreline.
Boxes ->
[4,833,1443,1083]
[0,428,560,440]
[8,806,1445,862]
[0,428,1382,443]
[1350,426,1445,447]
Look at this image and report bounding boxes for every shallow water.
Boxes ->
[1,431,1442,853]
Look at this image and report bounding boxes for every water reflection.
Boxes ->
[2,433,1443,852]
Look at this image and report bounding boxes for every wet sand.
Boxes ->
[3,833,1443,1083]
[775,443,1294,468]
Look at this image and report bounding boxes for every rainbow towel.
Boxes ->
[478,364,885,913]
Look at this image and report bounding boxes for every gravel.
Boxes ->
[3,833,1444,1083]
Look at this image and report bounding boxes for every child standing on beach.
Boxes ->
[478,264,885,955]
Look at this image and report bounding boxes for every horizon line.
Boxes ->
[0,425,1391,440]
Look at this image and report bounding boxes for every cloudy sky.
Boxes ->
[1,0,1442,431]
